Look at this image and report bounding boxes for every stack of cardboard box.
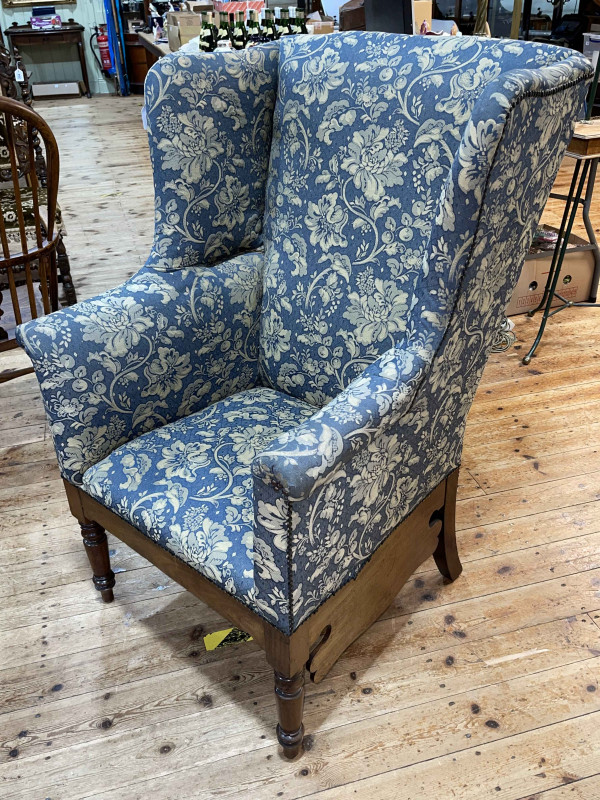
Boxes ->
[166,4,213,51]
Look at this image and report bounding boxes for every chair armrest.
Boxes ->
[16,254,264,485]
[145,45,279,271]
[252,342,431,501]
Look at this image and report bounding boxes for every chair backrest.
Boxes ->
[0,95,60,354]
[258,33,585,405]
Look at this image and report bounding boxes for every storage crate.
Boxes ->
[506,230,595,316]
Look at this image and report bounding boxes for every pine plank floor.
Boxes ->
[0,96,599,799]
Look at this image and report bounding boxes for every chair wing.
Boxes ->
[251,51,592,634]
[258,34,589,407]
[144,45,279,271]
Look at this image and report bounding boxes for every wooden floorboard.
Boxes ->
[0,96,599,798]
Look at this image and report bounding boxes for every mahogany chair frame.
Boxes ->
[63,466,462,758]
[0,95,61,382]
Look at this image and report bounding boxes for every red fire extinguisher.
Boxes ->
[97,25,112,71]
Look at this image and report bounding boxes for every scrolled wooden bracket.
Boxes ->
[432,469,462,583]
[306,624,332,683]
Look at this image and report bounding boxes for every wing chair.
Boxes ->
[16,34,591,757]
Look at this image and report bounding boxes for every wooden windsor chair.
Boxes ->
[0,37,76,310]
[0,95,60,382]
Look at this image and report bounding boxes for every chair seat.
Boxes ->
[82,387,316,609]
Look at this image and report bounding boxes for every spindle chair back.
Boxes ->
[0,95,60,382]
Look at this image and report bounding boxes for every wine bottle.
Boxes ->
[247,10,260,44]
[199,12,216,51]
[264,8,276,40]
[272,10,281,39]
[280,8,292,35]
[216,11,230,46]
[296,9,308,33]
[257,10,269,42]
[231,10,246,49]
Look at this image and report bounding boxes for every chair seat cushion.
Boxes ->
[81,387,316,608]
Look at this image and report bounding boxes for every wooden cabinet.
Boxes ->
[124,33,148,94]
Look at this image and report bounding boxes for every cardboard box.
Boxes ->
[506,233,595,316]
[32,81,81,99]
[188,2,214,12]
[175,11,203,45]
[413,0,432,32]
[166,11,200,26]
[179,23,202,45]
[311,20,335,33]
[167,22,181,51]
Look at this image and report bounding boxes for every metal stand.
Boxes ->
[522,54,600,365]
[522,153,599,365]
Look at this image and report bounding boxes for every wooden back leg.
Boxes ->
[433,468,463,582]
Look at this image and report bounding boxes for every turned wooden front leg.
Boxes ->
[80,521,115,603]
[274,669,305,759]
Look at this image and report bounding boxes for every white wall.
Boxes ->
[321,0,346,20]
[0,1,113,95]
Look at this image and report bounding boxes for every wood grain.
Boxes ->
[0,616,594,763]
[0,102,598,797]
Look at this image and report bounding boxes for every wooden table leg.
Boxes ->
[77,35,92,98]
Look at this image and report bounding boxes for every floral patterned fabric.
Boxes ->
[16,34,592,634]
[16,252,264,484]
[82,387,315,608]
[145,45,279,271]
[259,34,583,404]
[251,37,592,632]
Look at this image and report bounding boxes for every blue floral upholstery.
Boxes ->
[17,252,264,484]
[17,35,592,634]
[259,35,587,404]
[82,387,315,607]
[145,45,279,270]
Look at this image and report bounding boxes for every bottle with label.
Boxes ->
[257,10,268,41]
[273,12,281,38]
[199,12,216,52]
[216,12,230,46]
[296,9,308,34]
[280,8,292,35]
[230,10,246,49]
[247,10,260,44]
[263,8,276,40]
